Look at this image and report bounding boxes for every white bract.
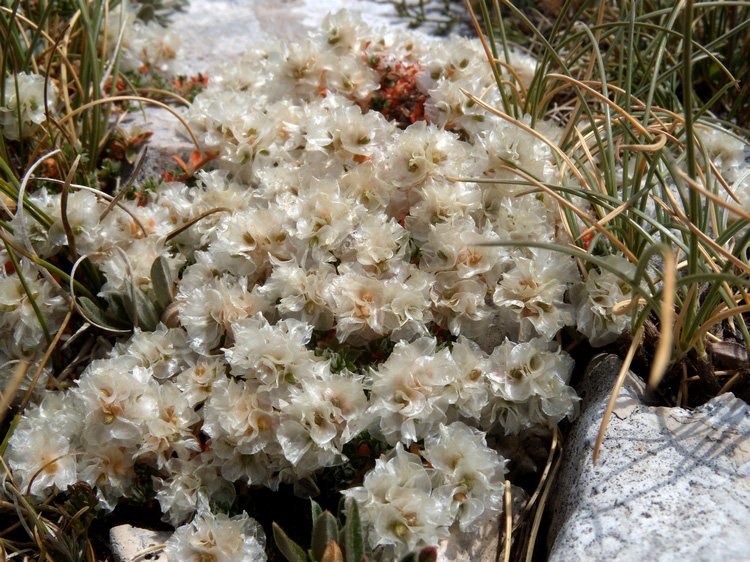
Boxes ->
[1,73,56,139]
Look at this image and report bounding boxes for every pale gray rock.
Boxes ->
[110,524,171,562]
[547,353,750,562]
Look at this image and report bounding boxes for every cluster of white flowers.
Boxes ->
[1,72,56,140]
[103,1,180,73]
[4,10,623,558]
[344,422,506,556]
[164,508,267,562]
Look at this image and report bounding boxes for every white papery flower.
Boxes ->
[72,359,160,447]
[206,206,294,279]
[176,263,272,354]
[406,178,483,242]
[78,441,137,511]
[430,271,493,338]
[103,2,179,73]
[381,121,480,188]
[484,192,557,243]
[0,259,67,358]
[111,325,194,380]
[289,177,361,256]
[319,52,380,103]
[1,72,56,139]
[46,190,103,254]
[368,337,459,445]
[276,373,369,473]
[7,418,77,499]
[574,254,638,346]
[479,117,561,185]
[155,454,236,526]
[325,268,389,342]
[424,422,506,531]
[414,36,486,88]
[339,212,408,270]
[174,356,226,407]
[225,314,318,388]
[420,219,506,283]
[96,236,186,300]
[138,381,201,467]
[318,10,370,54]
[344,446,451,557]
[485,338,578,433]
[259,260,336,330]
[339,161,398,212]
[492,248,578,341]
[448,337,491,420]
[202,376,277,462]
[423,75,500,136]
[164,508,267,562]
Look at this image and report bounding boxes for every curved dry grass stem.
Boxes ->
[519,426,558,526]
[60,155,82,262]
[659,187,750,275]
[56,95,201,153]
[620,133,668,153]
[15,149,71,302]
[26,452,86,497]
[593,325,644,466]
[649,248,676,389]
[687,303,750,352]
[525,433,563,562]
[459,87,596,193]
[547,74,653,138]
[69,252,131,334]
[492,58,528,99]
[39,177,149,237]
[165,207,232,242]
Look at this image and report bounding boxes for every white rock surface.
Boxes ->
[547,353,750,561]
[110,524,170,562]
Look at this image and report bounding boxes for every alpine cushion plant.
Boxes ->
[0,6,590,558]
[6,0,748,560]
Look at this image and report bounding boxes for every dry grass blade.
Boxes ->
[55,95,202,154]
[494,164,637,262]
[60,155,82,262]
[503,479,512,562]
[648,248,676,389]
[519,427,558,524]
[17,304,74,413]
[458,87,595,192]
[593,324,645,466]
[524,440,563,562]
[165,207,232,242]
[100,145,148,221]
[0,362,30,427]
[687,303,750,352]
[132,544,166,561]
